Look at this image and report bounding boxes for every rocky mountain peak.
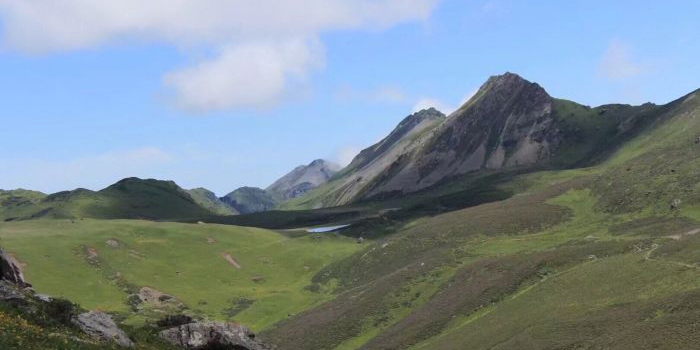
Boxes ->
[452,72,551,117]
[399,108,446,130]
[309,159,328,167]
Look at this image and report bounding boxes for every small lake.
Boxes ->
[306,224,351,233]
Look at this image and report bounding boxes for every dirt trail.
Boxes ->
[667,228,700,240]
[222,253,241,269]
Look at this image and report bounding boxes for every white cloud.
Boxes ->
[164,39,324,111]
[0,0,439,111]
[332,145,361,166]
[598,40,644,80]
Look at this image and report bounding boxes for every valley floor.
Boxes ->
[0,219,360,330]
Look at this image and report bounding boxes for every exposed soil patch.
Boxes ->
[83,246,99,265]
[222,253,241,269]
[206,237,217,244]
[668,228,700,240]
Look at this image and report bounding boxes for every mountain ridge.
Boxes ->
[284,72,667,209]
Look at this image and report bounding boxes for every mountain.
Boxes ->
[282,107,446,209]
[266,159,341,200]
[286,72,659,208]
[0,178,215,221]
[259,85,700,350]
[220,187,278,214]
[3,73,700,350]
[187,188,239,215]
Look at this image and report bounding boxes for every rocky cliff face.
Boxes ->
[0,248,29,287]
[297,108,446,207]
[266,159,341,200]
[364,72,560,196]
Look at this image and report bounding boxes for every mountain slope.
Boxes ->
[187,188,239,215]
[0,178,215,220]
[220,187,278,214]
[286,73,660,208]
[266,159,341,200]
[282,107,446,209]
[260,86,700,350]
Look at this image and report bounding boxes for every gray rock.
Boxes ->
[0,280,27,303]
[72,311,134,347]
[0,248,29,287]
[35,293,53,302]
[159,322,267,350]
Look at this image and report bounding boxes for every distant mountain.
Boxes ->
[187,188,238,215]
[0,178,215,221]
[282,107,446,208]
[220,187,278,214]
[286,72,660,208]
[266,159,341,200]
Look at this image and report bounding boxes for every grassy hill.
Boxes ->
[0,178,215,221]
[186,188,238,215]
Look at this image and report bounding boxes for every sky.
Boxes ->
[1,0,699,195]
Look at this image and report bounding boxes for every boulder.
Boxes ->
[72,311,134,347]
[159,322,267,350]
[0,248,30,287]
[0,280,27,303]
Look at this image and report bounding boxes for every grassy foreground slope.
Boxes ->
[259,90,700,349]
[0,219,361,331]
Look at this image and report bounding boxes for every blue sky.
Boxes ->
[1,0,699,195]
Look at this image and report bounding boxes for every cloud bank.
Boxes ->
[0,0,438,111]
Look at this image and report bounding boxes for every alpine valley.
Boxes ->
[3,72,700,350]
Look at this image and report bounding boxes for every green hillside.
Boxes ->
[0,219,361,330]
[186,188,238,215]
[221,187,278,214]
[253,89,700,350]
[1,86,699,350]
[0,178,215,221]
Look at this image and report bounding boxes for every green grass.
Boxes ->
[0,219,361,331]
[3,88,700,349]
[0,178,215,221]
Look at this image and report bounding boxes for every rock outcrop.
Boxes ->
[0,248,30,287]
[71,311,135,347]
[160,322,267,350]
